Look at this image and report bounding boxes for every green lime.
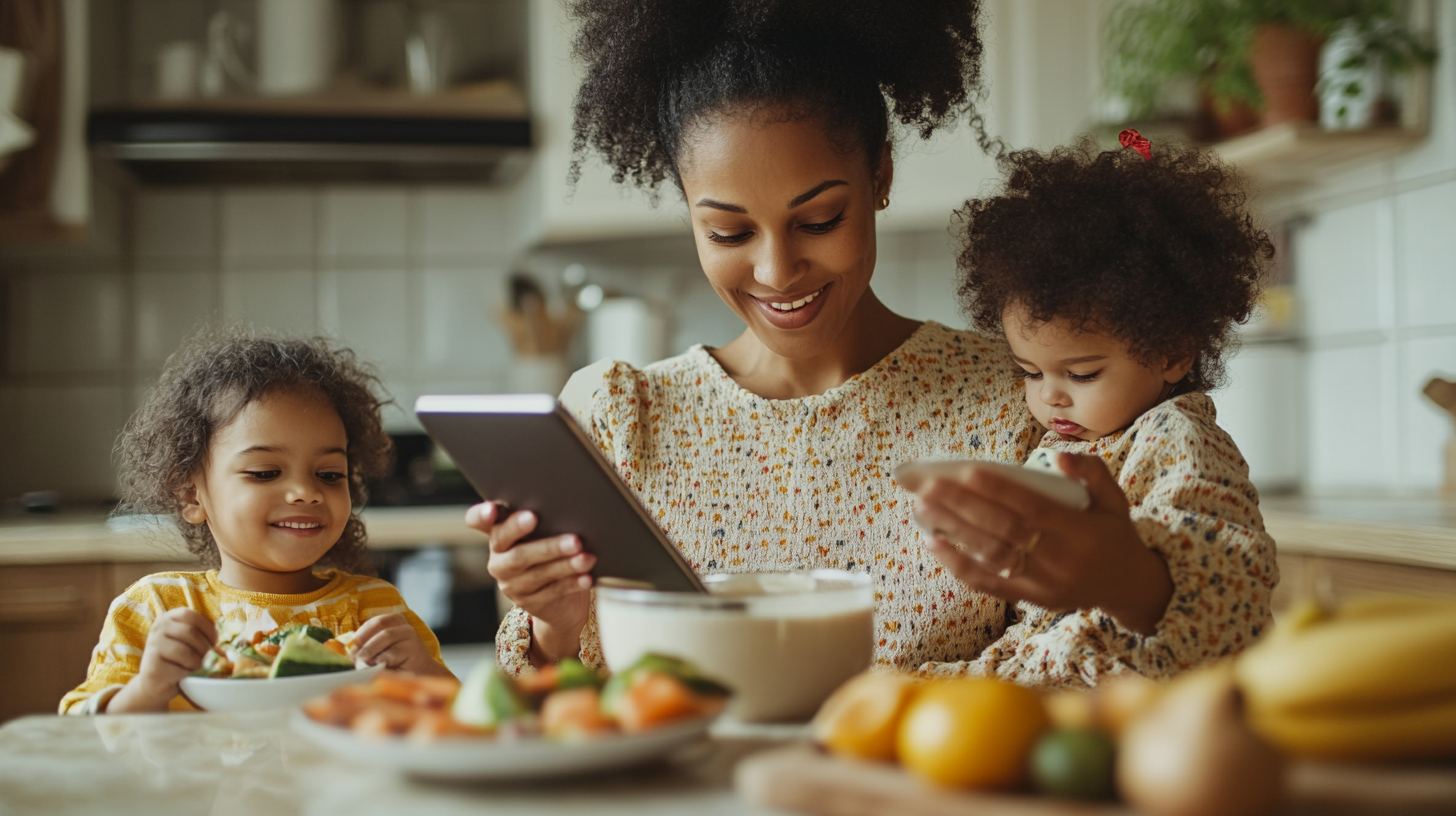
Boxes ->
[1029,728,1117,800]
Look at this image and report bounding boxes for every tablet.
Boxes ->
[414,394,706,593]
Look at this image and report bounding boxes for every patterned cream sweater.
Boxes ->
[495,323,1277,688]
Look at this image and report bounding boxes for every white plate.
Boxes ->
[180,666,383,712]
[290,709,715,780]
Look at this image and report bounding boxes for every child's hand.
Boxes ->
[107,608,217,713]
[351,614,453,677]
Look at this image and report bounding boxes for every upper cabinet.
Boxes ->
[525,0,1107,243]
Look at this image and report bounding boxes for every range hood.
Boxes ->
[88,93,532,185]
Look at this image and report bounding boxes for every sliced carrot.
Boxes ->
[255,642,281,657]
[412,675,463,708]
[322,639,348,657]
[406,711,490,743]
[515,665,560,697]
[541,687,615,738]
[369,672,426,704]
[251,630,269,646]
[616,672,711,733]
[351,699,421,737]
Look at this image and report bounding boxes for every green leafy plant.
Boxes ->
[1103,0,1436,118]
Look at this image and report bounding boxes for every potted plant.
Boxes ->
[1103,0,1436,136]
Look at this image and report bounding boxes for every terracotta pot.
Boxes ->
[1200,90,1261,140]
[1249,23,1325,126]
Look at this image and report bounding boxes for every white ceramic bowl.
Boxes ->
[291,709,714,780]
[595,570,873,723]
[179,665,383,712]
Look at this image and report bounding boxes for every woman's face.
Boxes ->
[677,111,891,359]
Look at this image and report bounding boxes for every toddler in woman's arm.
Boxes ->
[918,133,1279,687]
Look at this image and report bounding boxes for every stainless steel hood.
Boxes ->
[88,107,532,185]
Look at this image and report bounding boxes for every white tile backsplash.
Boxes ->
[415,188,520,259]
[319,266,412,370]
[11,271,127,374]
[221,190,316,262]
[320,188,409,259]
[1305,343,1390,489]
[221,268,319,335]
[136,190,217,258]
[1395,180,1456,330]
[135,270,218,369]
[1399,334,1456,488]
[418,266,513,377]
[1296,202,1384,339]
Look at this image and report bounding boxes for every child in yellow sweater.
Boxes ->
[62,331,453,714]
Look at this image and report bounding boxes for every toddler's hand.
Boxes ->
[351,614,453,678]
[108,608,216,713]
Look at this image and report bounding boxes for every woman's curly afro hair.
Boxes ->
[568,0,991,192]
[955,137,1273,393]
[117,328,393,573]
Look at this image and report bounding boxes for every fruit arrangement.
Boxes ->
[193,622,355,679]
[1236,594,1456,762]
[811,593,1456,816]
[303,653,730,742]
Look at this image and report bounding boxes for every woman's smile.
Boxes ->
[751,283,831,329]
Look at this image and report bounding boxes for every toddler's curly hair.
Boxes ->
[955,137,1273,392]
[117,328,392,572]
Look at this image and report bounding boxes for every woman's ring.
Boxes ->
[997,529,1041,579]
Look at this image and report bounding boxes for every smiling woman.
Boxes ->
[471,0,1259,690]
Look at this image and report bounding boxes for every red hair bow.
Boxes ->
[1119,129,1152,161]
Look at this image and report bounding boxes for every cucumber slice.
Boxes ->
[268,631,354,678]
[264,624,335,646]
[451,661,530,729]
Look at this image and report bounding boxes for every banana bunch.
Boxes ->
[1235,594,1456,762]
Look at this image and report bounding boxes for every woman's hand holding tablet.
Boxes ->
[466,503,594,667]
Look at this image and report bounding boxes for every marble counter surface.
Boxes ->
[0,506,485,565]
[0,711,793,816]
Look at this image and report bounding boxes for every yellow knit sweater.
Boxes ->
[61,569,442,714]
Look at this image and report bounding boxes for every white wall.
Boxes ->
[1258,1,1456,493]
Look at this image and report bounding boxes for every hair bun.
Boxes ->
[570,0,989,191]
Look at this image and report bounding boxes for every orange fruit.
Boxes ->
[896,678,1051,790]
[811,671,922,761]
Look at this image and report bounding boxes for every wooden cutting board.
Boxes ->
[735,745,1456,816]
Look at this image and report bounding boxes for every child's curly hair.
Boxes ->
[955,137,1273,392]
[117,329,393,572]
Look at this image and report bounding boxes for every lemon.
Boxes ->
[811,672,921,761]
[896,678,1050,790]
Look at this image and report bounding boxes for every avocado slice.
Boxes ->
[268,631,354,678]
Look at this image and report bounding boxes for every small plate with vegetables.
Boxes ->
[180,622,382,712]
[292,653,730,779]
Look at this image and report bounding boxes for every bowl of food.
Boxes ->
[294,654,729,779]
[179,622,381,712]
[595,570,874,722]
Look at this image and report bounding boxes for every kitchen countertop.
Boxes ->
[0,710,793,816]
[2,496,1453,571]
[0,506,487,565]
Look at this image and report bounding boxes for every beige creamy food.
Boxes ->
[596,571,873,722]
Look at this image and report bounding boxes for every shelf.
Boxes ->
[1211,123,1426,189]
[86,86,533,185]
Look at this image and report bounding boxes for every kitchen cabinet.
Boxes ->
[0,561,191,723]
[525,0,1105,243]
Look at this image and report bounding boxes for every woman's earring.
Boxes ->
[879,196,890,209]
